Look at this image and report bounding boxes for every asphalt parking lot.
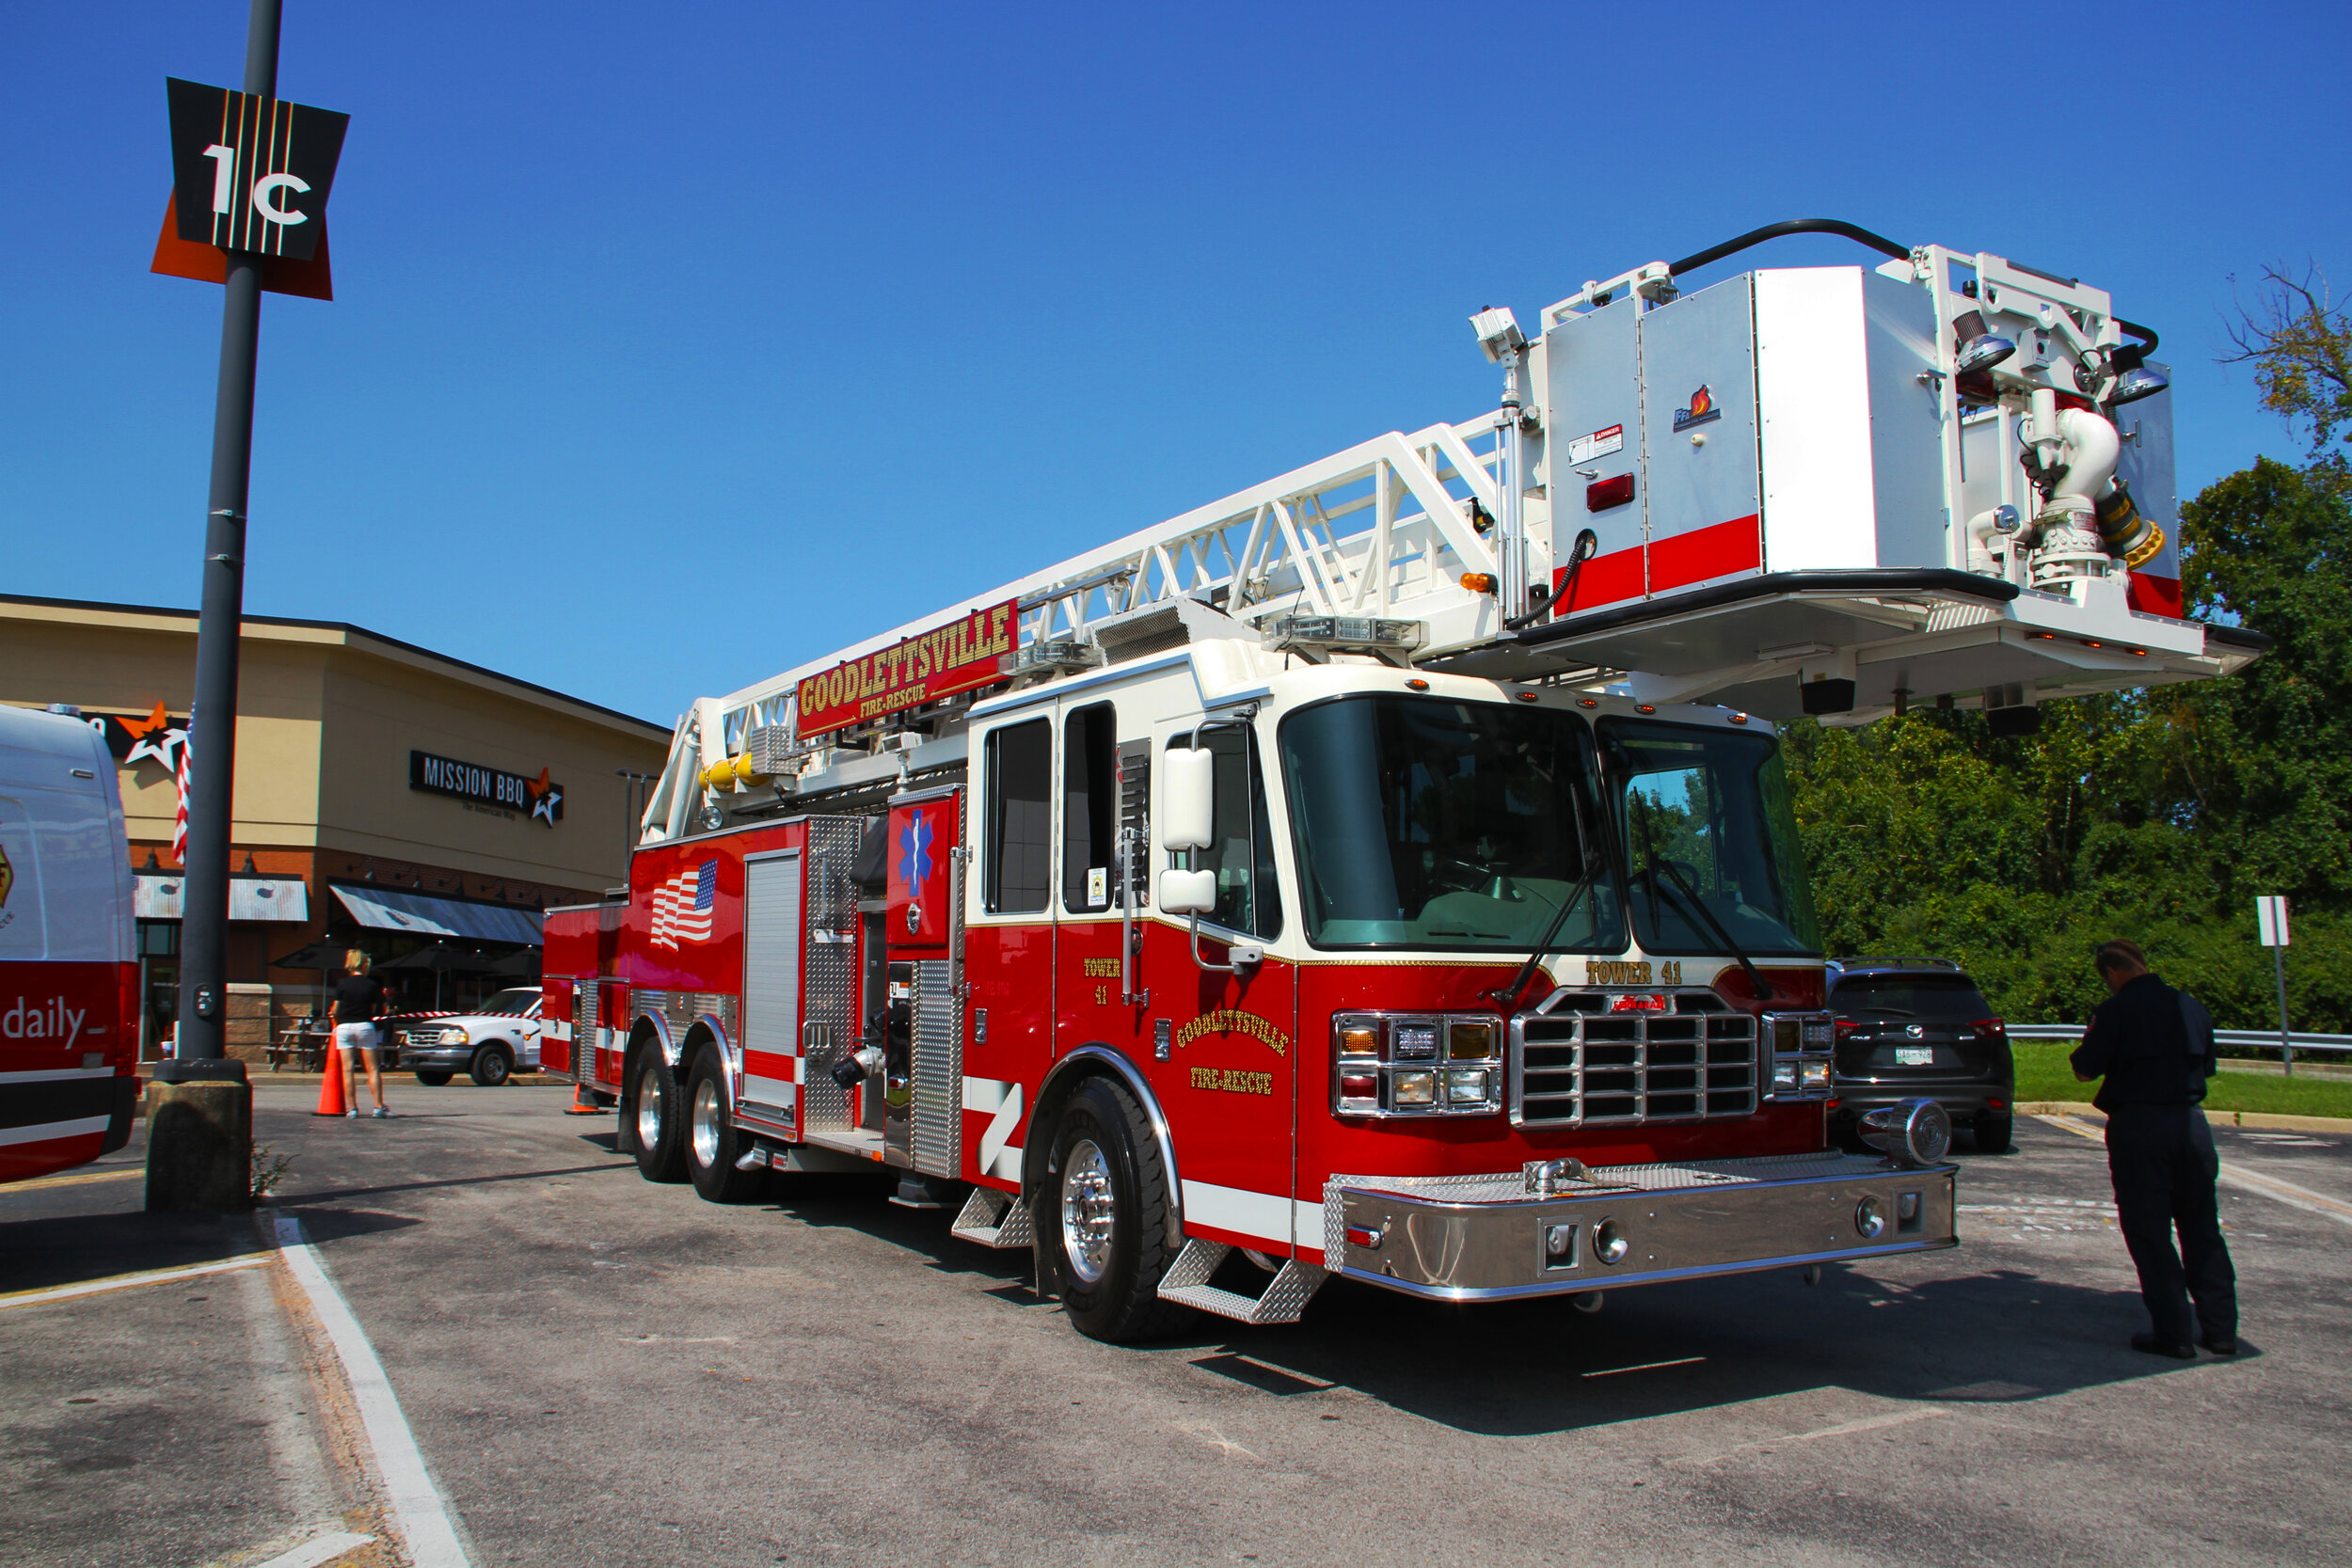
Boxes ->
[4,1083,2348,1568]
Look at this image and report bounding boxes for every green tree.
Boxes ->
[2224,266,2352,470]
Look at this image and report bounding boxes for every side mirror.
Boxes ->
[1160,747,1214,850]
[1159,867,1217,914]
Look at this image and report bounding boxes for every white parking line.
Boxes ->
[246,1529,376,1568]
[2216,1163,2352,1228]
[1679,1403,1947,1465]
[271,1214,472,1568]
[2032,1113,2352,1230]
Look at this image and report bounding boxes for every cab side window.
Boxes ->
[984,720,1052,913]
[1062,703,1118,912]
[1166,730,1281,939]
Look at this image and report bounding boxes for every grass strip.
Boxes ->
[2014,1042,2352,1118]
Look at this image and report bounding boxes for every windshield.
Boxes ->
[1832,974,1991,1018]
[1279,695,1617,951]
[478,988,539,1016]
[1601,719,1820,957]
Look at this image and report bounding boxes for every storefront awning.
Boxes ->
[135,875,311,923]
[330,883,544,947]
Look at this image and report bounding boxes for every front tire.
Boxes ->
[628,1050,688,1182]
[469,1044,514,1087]
[413,1069,453,1086]
[1975,1113,2014,1154]
[1036,1077,1189,1343]
[685,1046,765,1203]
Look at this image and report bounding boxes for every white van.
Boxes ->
[0,705,138,1183]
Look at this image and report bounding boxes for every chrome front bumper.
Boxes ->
[1327,1152,1957,1302]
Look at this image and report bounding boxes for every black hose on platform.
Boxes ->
[1668,218,1912,277]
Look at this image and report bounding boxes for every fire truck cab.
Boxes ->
[548,222,2259,1341]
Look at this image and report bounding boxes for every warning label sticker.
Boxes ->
[1566,424,1624,465]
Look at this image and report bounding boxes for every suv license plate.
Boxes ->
[1896,1046,1934,1066]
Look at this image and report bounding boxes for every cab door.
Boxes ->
[1053,701,1143,1069]
[961,716,1055,1187]
[1139,724,1297,1254]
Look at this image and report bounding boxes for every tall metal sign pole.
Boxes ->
[2256,895,2293,1077]
[147,0,347,1208]
[171,0,282,1075]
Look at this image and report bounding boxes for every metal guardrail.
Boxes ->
[2008,1023,2352,1058]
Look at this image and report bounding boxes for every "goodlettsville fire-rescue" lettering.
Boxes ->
[796,601,1018,739]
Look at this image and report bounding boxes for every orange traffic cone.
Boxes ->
[313,1048,349,1117]
[562,1074,605,1116]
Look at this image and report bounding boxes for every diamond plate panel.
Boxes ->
[799,816,866,1133]
[912,958,958,1176]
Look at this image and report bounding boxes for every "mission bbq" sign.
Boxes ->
[409,751,564,826]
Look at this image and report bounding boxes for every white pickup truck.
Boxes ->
[388,987,543,1086]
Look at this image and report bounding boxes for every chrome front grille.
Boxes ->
[1512,992,1758,1127]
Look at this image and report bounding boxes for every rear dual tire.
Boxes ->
[685,1046,766,1203]
[626,1050,688,1182]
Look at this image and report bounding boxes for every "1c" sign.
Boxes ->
[167,77,348,261]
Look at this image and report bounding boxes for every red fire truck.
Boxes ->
[545,223,2260,1340]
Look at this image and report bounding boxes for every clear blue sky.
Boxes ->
[6,2,2344,727]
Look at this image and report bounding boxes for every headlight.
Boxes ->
[1391,1022,1439,1062]
[1331,1012,1502,1117]
[1447,1021,1495,1060]
[437,1027,469,1044]
[1762,1011,1835,1101]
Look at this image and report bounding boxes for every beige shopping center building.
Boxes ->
[2,594,671,1060]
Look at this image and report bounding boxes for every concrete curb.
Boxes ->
[2016,1101,2351,1132]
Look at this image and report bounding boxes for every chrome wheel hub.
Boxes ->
[634,1065,663,1149]
[691,1076,723,1168]
[1059,1138,1117,1286]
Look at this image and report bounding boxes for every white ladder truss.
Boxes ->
[641,413,1528,839]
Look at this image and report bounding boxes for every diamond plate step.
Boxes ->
[1155,1239,1327,1325]
[951,1186,1034,1249]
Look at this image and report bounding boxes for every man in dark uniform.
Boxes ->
[2071,940,2237,1357]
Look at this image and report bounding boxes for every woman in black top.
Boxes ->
[332,949,393,1117]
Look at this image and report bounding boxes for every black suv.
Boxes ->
[1827,958,2015,1152]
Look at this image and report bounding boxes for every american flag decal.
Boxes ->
[649,859,720,949]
